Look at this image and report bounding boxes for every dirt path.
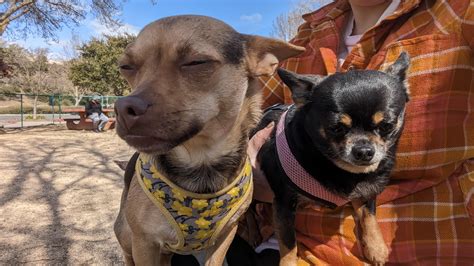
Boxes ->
[0,125,135,264]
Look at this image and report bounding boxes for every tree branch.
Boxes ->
[0,0,36,24]
[0,7,30,27]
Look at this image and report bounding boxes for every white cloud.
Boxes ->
[240,13,263,24]
[88,19,139,37]
[9,37,43,49]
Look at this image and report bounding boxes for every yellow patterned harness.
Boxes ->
[136,154,253,254]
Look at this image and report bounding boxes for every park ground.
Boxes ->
[0,125,134,264]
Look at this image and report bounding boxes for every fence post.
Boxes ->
[49,95,55,124]
[53,95,55,124]
[20,94,23,128]
[58,94,62,119]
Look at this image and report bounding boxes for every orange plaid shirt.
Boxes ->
[259,0,474,264]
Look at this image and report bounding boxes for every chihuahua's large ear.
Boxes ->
[277,68,324,106]
[244,35,305,77]
[385,52,410,100]
[385,52,410,81]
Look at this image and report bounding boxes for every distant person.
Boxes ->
[85,96,109,132]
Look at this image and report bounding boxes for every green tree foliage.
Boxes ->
[69,34,135,96]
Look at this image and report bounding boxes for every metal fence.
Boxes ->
[0,93,122,128]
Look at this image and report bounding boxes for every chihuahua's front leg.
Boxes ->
[273,193,298,266]
[352,199,388,265]
[205,225,238,266]
[131,235,172,266]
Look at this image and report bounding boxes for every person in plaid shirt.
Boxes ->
[241,0,474,265]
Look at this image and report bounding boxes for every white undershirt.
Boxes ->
[337,0,401,67]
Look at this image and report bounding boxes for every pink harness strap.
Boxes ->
[275,110,349,206]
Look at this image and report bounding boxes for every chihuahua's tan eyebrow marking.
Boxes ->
[340,113,352,127]
[372,112,385,125]
[319,127,326,139]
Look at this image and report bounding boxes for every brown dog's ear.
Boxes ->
[244,35,305,77]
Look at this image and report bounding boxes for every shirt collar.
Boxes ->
[302,0,421,26]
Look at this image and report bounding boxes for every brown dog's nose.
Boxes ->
[115,96,149,129]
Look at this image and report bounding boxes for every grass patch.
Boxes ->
[25,115,47,120]
[0,100,75,114]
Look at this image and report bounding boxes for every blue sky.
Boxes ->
[6,0,308,60]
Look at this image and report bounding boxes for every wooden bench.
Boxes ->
[62,108,116,130]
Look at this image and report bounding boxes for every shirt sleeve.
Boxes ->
[85,102,91,115]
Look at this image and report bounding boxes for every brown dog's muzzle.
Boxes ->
[114,95,202,153]
[115,96,149,130]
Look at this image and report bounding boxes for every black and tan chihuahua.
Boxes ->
[256,52,410,265]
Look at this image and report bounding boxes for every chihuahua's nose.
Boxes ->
[115,96,149,129]
[352,144,375,162]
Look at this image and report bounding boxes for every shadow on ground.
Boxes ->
[0,126,134,264]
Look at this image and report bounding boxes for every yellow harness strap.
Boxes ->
[136,154,253,254]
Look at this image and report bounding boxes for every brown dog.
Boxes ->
[113,15,304,265]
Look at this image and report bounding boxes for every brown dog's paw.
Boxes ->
[362,237,389,265]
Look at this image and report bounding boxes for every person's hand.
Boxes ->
[248,122,275,203]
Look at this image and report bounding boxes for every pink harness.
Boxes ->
[275,110,349,206]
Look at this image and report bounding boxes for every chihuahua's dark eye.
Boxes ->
[378,122,394,135]
[119,64,134,71]
[328,124,348,136]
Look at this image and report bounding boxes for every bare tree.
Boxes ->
[0,57,11,77]
[17,48,50,118]
[1,44,34,94]
[70,85,90,106]
[0,40,12,77]
[271,0,332,41]
[0,0,133,39]
[1,45,54,118]
[40,61,87,106]
[1,43,91,111]
[55,61,90,106]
